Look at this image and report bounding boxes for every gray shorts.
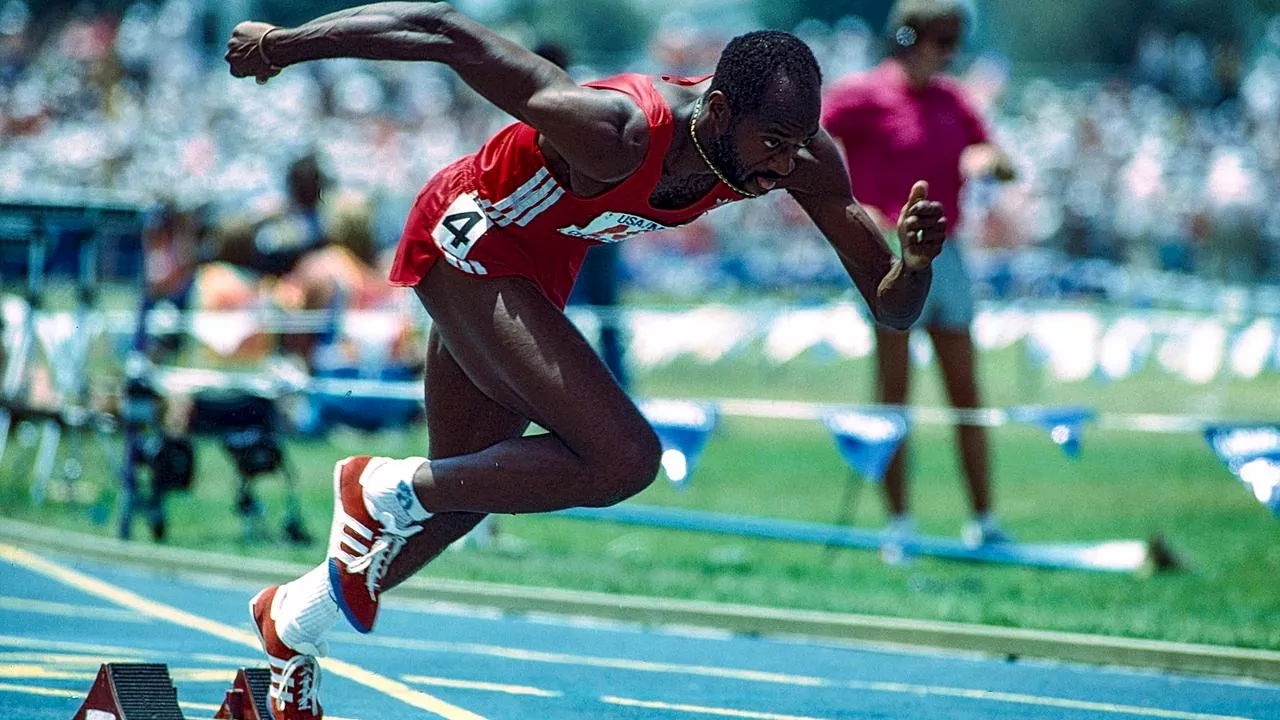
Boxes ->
[916,240,974,331]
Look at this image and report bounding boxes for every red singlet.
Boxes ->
[388,73,742,308]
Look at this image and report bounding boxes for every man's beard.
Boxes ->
[707,129,753,189]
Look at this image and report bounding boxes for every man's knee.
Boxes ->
[582,424,662,507]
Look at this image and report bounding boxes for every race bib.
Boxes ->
[433,193,490,260]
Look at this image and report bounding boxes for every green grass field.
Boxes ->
[2,334,1279,650]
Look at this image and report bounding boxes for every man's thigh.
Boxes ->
[414,263,649,458]
[424,326,529,459]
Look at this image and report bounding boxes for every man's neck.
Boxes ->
[659,86,718,181]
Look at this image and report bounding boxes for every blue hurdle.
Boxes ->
[554,504,1162,574]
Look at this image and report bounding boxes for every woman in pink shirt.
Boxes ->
[823,0,1017,561]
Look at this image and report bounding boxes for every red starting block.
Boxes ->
[73,663,185,720]
[215,667,272,720]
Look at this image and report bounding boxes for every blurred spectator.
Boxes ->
[250,153,331,277]
[3,3,1280,309]
[823,0,1016,558]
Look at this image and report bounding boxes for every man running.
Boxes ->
[225,3,947,717]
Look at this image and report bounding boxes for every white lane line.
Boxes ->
[342,634,826,686]
[842,679,1257,720]
[0,682,360,720]
[0,634,150,657]
[0,664,95,681]
[0,596,150,623]
[340,633,1260,720]
[403,674,563,698]
[0,664,234,684]
[0,544,488,720]
[0,681,80,698]
[0,647,262,669]
[602,696,827,720]
[0,652,140,666]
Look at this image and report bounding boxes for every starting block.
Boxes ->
[73,663,185,720]
[215,667,272,720]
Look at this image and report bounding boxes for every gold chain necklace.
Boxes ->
[689,95,758,198]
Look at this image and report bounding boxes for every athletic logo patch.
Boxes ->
[559,211,674,243]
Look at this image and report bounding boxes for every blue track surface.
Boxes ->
[1,551,1277,719]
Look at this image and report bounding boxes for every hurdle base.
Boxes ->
[554,504,1178,574]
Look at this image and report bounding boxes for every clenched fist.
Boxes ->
[225,21,282,85]
[896,180,947,270]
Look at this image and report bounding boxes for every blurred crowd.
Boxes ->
[4,0,1280,315]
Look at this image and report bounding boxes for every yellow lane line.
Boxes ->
[0,544,487,720]
[0,596,149,623]
[602,696,827,720]
[403,673,563,698]
[166,668,238,683]
[189,652,271,666]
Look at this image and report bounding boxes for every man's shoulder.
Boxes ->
[583,72,666,125]
[585,72,652,89]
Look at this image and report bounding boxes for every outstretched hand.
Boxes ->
[225,21,282,85]
[896,181,947,270]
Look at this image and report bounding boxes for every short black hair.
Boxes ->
[709,31,822,119]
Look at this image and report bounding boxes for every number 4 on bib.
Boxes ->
[432,194,490,261]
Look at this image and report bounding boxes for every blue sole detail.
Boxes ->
[328,557,372,633]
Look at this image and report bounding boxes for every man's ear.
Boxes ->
[705,90,733,132]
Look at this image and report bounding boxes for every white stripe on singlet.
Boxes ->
[479,168,568,227]
[483,170,553,224]
[492,168,551,212]
[512,186,566,227]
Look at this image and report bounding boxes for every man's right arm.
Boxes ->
[786,133,945,331]
[225,2,647,184]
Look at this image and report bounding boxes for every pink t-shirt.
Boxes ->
[822,59,988,231]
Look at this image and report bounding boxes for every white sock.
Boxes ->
[361,456,431,527]
[974,512,997,530]
[276,565,337,654]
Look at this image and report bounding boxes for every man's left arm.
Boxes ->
[787,131,947,331]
